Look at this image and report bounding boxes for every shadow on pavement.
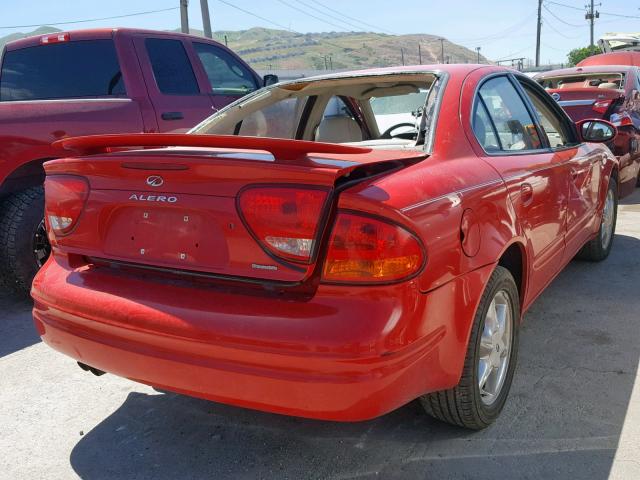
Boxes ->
[0,291,39,357]
[68,233,640,479]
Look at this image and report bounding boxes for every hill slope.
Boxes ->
[0,26,487,69]
[205,28,487,69]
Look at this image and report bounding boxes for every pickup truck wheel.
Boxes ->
[420,266,520,430]
[0,187,48,296]
[578,178,617,262]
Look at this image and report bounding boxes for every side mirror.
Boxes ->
[263,74,279,87]
[577,119,617,143]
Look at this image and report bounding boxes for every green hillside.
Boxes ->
[1,26,487,69]
[205,28,487,69]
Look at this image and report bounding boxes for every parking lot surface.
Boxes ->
[1,190,639,480]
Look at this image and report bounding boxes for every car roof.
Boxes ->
[269,64,506,89]
[3,27,225,51]
[578,51,640,67]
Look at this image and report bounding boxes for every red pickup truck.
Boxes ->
[0,28,270,294]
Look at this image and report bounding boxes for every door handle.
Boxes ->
[521,183,534,207]
[161,111,184,121]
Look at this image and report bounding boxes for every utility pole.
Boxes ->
[585,0,600,46]
[535,0,542,67]
[200,0,212,38]
[439,38,445,64]
[418,43,422,64]
[476,46,481,63]
[401,47,405,66]
[329,55,333,70]
[323,55,328,70]
[180,0,189,34]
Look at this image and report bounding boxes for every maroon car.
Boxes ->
[535,65,640,198]
[0,28,271,294]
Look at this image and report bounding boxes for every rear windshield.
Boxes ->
[0,39,125,101]
[537,72,625,91]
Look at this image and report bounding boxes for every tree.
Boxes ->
[567,45,601,66]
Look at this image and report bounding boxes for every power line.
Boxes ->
[217,0,293,31]
[546,0,640,19]
[496,46,532,62]
[545,1,584,12]
[599,11,640,19]
[542,15,584,39]
[0,6,178,30]
[217,0,348,59]
[296,0,379,33]
[274,0,351,31]
[449,11,537,45]
[311,0,397,35]
[543,3,584,27]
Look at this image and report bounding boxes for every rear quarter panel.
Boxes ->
[337,66,526,296]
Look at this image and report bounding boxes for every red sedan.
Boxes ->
[32,65,618,430]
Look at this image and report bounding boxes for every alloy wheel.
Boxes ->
[478,290,513,406]
[600,188,615,250]
[33,219,51,268]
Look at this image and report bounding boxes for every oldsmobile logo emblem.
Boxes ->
[146,175,164,187]
[551,92,561,102]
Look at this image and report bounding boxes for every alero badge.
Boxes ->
[146,175,164,187]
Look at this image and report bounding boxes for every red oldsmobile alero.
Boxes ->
[32,65,619,429]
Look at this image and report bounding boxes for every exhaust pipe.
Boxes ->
[77,361,106,376]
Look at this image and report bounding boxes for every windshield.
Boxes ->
[191,73,439,150]
[537,72,626,90]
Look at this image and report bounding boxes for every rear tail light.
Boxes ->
[593,99,613,114]
[238,186,329,263]
[44,175,89,236]
[322,212,425,283]
[610,112,633,127]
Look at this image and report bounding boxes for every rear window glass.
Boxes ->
[145,38,199,95]
[538,73,625,90]
[0,40,125,101]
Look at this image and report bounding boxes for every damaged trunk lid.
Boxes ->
[45,134,425,284]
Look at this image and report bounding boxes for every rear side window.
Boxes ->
[0,40,125,101]
[193,43,258,95]
[145,38,199,95]
[476,76,543,151]
[472,101,500,151]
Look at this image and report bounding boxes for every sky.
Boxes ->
[1,1,640,64]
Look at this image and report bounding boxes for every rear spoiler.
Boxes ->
[53,134,374,162]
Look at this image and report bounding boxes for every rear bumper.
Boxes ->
[32,255,493,421]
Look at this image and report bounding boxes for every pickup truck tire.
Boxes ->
[0,187,48,296]
[420,266,520,430]
[578,178,617,262]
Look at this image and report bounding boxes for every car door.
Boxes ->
[133,36,215,132]
[190,41,261,111]
[472,74,571,305]
[517,78,603,260]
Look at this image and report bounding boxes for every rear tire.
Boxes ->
[0,187,48,296]
[578,178,617,262]
[420,266,520,430]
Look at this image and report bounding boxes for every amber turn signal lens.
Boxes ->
[322,212,424,283]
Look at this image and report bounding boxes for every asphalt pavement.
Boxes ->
[1,190,639,480]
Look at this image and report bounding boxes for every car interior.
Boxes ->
[538,73,626,90]
[192,74,437,150]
